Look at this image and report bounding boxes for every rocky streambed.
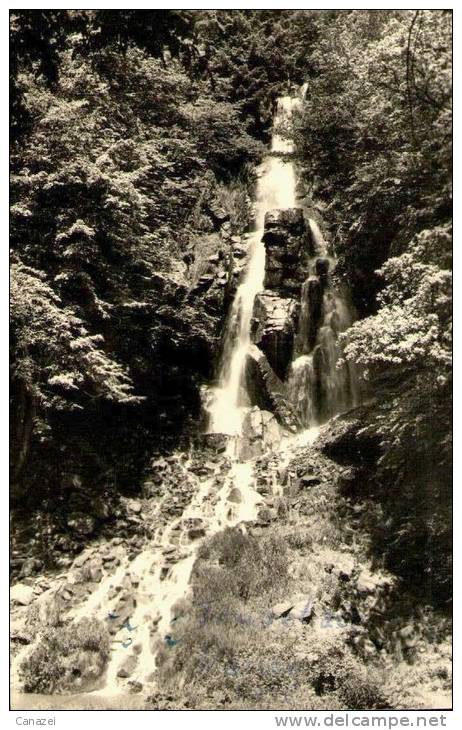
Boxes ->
[10,413,452,710]
[10,413,309,700]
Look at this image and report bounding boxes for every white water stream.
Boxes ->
[207,96,301,436]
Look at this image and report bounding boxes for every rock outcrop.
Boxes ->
[262,208,312,297]
[296,276,324,354]
[245,345,300,432]
[238,407,281,461]
[252,291,299,379]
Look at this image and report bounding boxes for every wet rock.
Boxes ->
[117,654,138,679]
[232,244,247,259]
[315,257,330,283]
[296,276,324,353]
[256,506,278,526]
[191,462,214,478]
[288,599,314,623]
[128,680,143,693]
[194,433,228,454]
[11,583,34,606]
[264,208,306,233]
[252,292,299,379]
[238,407,281,461]
[262,209,312,297]
[162,546,176,555]
[245,345,300,431]
[256,480,271,496]
[228,487,242,503]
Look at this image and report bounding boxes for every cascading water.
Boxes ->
[207,96,300,436]
[208,86,360,438]
[287,217,360,427]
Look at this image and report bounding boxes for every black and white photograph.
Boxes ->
[9,5,453,719]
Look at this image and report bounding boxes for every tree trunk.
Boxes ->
[12,383,35,481]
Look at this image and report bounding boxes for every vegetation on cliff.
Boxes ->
[291,10,451,606]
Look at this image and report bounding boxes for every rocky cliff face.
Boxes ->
[243,207,359,431]
[252,292,299,379]
[262,208,312,295]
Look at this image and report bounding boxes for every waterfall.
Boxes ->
[309,218,327,255]
[287,227,360,426]
[207,96,299,436]
[207,84,361,437]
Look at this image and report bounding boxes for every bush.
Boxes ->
[21,617,110,694]
[195,527,289,604]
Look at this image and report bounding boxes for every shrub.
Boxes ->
[21,617,110,694]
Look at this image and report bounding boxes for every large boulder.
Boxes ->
[252,291,299,379]
[245,345,300,432]
[262,209,312,296]
[238,407,281,461]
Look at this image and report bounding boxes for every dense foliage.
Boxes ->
[10,10,266,505]
[292,10,452,604]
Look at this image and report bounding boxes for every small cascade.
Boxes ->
[309,218,328,255]
[56,450,265,699]
[287,219,360,427]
